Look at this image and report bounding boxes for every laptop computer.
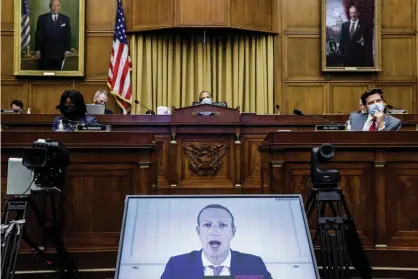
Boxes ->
[114,195,319,279]
[86,104,105,115]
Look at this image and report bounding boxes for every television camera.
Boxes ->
[1,139,79,279]
[22,139,70,189]
[306,143,372,279]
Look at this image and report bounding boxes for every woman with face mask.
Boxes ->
[52,90,99,131]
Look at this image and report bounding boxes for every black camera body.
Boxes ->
[22,139,70,188]
[311,143,340,188]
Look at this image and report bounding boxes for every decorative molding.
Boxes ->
[183,143,229,176]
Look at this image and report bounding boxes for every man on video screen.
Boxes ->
[161,204,272,279]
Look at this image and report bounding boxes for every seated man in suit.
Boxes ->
[199,90,212,105]
[358,98,367,114]
[193,91,227,107]
[349,89,401,131]
[53,90,99,131]
[161,204,272,279]
[10,100,24,113]
[93,89,113,114]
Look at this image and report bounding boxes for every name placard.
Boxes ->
[197,112,216,116]
[315,124,346,131]
[76,124,111,132]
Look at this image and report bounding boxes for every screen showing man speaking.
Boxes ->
[115,195,319,279]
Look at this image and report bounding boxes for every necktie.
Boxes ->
[349,22,355,38]
[369,119,376,131]
[209,265,224,276]
[53,15,57,23]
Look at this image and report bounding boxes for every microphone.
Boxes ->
[293,109,340,125]
[386,104,403,110]
[134,100,155,115]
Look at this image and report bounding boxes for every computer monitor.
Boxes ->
[6,158,33,196]
[115,195,319,279]
[86,104,105,115]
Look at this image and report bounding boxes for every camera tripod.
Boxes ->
[1,191,80,279]
[305,186,372,279]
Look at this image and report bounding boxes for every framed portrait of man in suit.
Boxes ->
[13,0,85,76]
[322,0,381,72]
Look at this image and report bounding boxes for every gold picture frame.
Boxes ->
[321,0,381,72]
[14,0,85,76]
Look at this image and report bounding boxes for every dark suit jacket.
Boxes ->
[339,19,373,67]
[348,112,402,131]
[35,13,71,69]
[161,250,272,279]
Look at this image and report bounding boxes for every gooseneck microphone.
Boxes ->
[134,100,155,115]
[293,109,339,125]
[386,105,403,110]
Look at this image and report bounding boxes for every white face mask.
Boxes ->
[200,98,212,105]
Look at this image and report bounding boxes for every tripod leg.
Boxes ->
[305,191,315,218]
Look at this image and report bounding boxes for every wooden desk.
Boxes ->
[1,132,157,276]
[260,131,418,277]
[2,112,417,195]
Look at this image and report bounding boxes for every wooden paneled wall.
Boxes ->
[1,0,417,114]
[0,0,129,114]
[276,0,418,114]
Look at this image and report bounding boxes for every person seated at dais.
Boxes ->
[199,90,212,104]
[93,89,113,114]
[193,90,227,107]
[348,88,401,131]
[52,90,99,131]
[10,100,24,113]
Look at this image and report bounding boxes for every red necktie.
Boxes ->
[369,119,376,131]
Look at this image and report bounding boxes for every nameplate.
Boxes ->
[75,124,111,132]
[197,112,216,116]
[1,109,19,113]
[344,67,357,71]
[315,124,346,131]
[387,109,407,114]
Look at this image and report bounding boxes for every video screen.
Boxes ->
[115,195,319,279]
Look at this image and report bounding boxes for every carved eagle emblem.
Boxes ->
[183,144,229,176]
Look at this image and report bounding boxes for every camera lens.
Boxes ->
[319,143,335,160]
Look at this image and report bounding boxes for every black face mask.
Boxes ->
[63,106,79,120]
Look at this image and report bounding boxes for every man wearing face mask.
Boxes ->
[194,91,228,108]
[348,89,402,131]
[93,90,113,114]
[52,90,99,131]
[199,91,213,105]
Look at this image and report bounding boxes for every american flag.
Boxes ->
[107,0,132,114]
[21,0,30,49]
